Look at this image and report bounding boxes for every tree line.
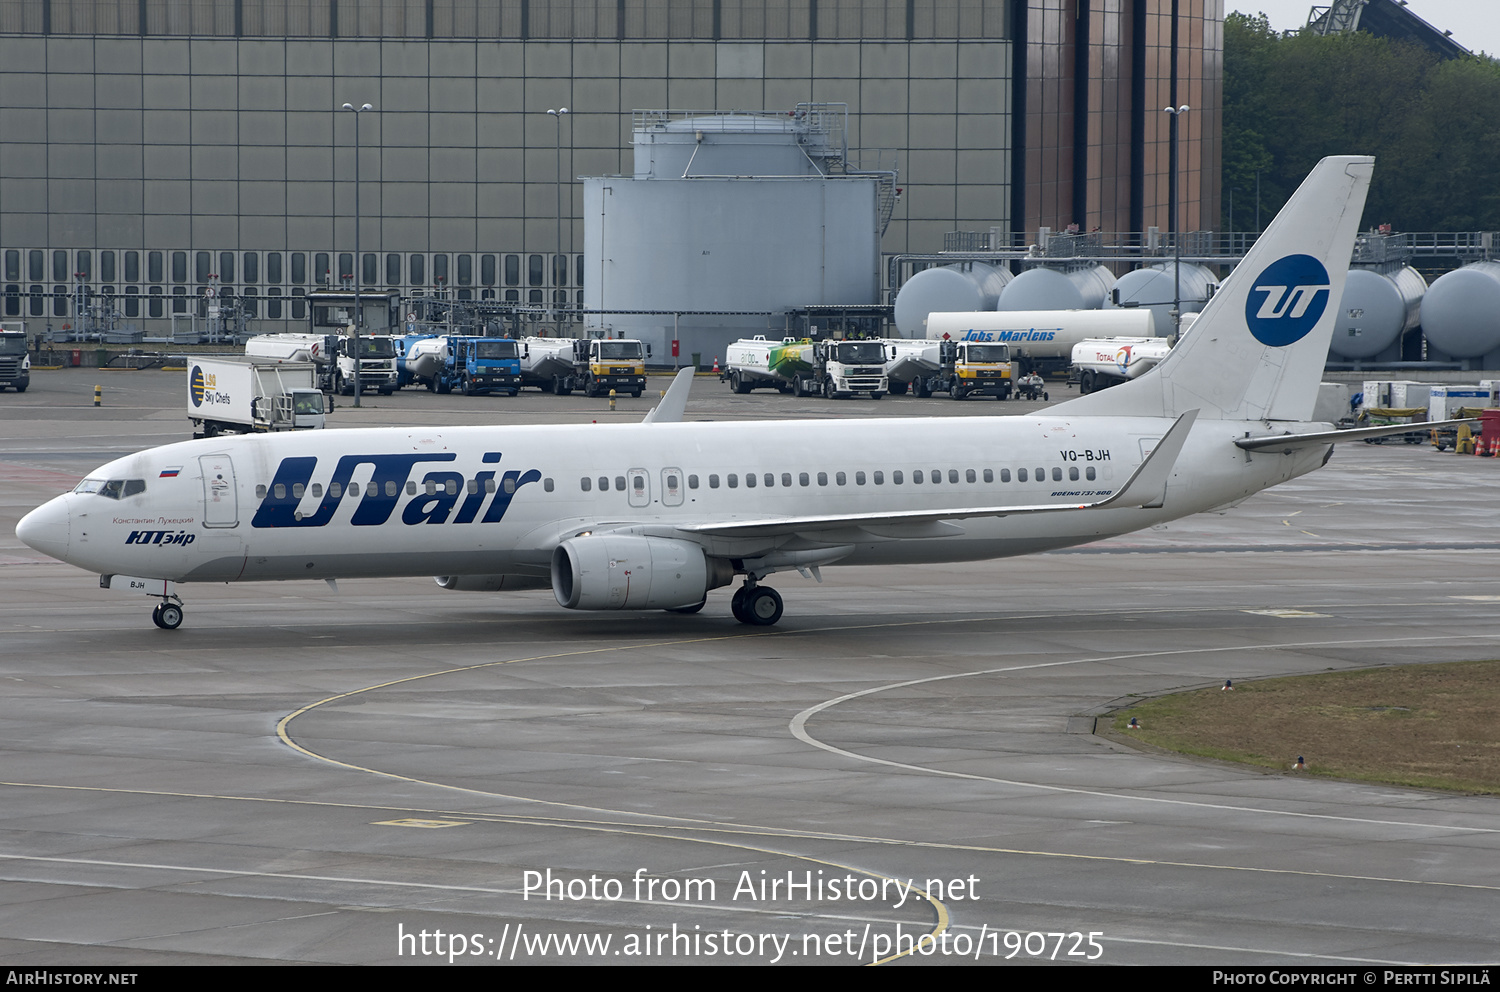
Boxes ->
[1224,12,1500,232]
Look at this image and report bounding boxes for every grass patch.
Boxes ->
[1108,660,1500,794]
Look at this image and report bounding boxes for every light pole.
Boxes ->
[1163,104,1189,338]
[547,108,569,331]
[342,101,373,406]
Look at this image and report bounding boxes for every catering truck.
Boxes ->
[187,358,330,437]
[244,332,398,395]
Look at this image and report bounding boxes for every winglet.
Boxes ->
[1094,409,1198,510]
[642,367,696,424]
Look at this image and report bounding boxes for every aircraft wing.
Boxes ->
[673,410,1198,540]
[1235,417,1479,453]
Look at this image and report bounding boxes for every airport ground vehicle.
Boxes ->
[798,339,888,398]
[432,337,524,396]
[0,323,29,392]
[720,337,808,394]
[186,358,329,438]
[923,339,1012,400]
[518,336,578,392]
[547,338,649,397]
[926,308,1156,376]
[244,332,398,395]
[1071,337,1172,394]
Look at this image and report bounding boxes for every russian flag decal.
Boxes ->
[159,467,181,478]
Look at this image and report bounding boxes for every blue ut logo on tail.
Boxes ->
[1245,254,1332,347]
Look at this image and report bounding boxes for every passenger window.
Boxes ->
[347,482,360,496]
[1086,466,1096,481]
[873,471,884,485]
[293,483,305,498]
[709,474,720,489]
[799,472,810,486]
[425,480,436,495]
[965,469,976,483]
[728,474,738,488]
[893,470,904,484]
[386,481,399,497]
[1069,467,1079,481]
[581,477,591,491]
[505,477,518,494]
[688,475,699,489]
[949,470,960,483]
[1017,469,1027,482]
[781,473,791,487]
[543,478,554,492]
[999,469,1009,482]
[633,476,645,493]
[466,479,478,494]
[614,476,625,491]
[598,476,608,491]
[1035,467,1044,480]
[982,469,992,483]
[407,481,418,495]
[745,473,756,488]
[913,471,923,484]
[486,479,497,493]
[1052,467,1062,481]
[855,471,865,485]
[930,469,941,484]
[836,471,846,486]
[274,484,286,499]
[311,483,323,498]
[256,484,267,499]
[817,472,828,486]
[765,473,774,487]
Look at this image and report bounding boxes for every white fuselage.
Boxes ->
[19,414,1329,587]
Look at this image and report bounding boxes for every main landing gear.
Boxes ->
[150,596,185,630]
[730,582,783,626]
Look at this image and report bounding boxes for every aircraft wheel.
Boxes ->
[666,598,706,615]
[157,604,183,630]
[730,586,752,623]
[745,587,783,626]
[151,604,164,628]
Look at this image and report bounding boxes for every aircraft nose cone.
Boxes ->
[16,496,70,561]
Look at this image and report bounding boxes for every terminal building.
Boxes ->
[0,0,1223,335]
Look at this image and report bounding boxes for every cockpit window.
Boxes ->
[73,478,145,500]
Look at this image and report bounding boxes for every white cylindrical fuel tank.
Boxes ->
[893,262,1013,338]
[998,264,1116,311]
[1420,261,1500,359]
[1104,262,1220,327]
[1328,266,1426,359]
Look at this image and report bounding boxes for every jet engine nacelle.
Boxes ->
[551,535,731,610]
[434,574,551,592]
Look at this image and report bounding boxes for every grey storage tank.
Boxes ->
[893,262,1013,338]
[998,264,1117,311]
[1328,266,1426,361]
[1104,262,1220,328]
[1420,261,1500,363]
[583,105,895,361]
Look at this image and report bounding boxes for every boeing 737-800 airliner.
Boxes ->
[17,156,1447,630]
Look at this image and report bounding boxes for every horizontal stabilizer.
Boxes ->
[1236,417,1480,453]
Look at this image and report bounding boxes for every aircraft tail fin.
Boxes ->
[1049,155,1374,422]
